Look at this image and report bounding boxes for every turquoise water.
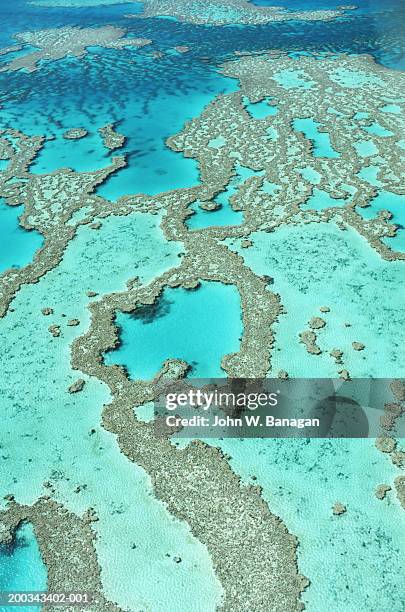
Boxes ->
[208,136,226,148]
[0,522,47,612]
[213,437,405,612]
[273,68,315,90]
[358,191,405,252]
[0,212,222,611]
[298,166,321,185]
[1,45,239,199]
[187,165,262,229]
[384,230,405,252]
[243,96,278,119]
[353,111,369,120]
[302,188,346,210]
[331,67,384,88]
[29,129,111,174]
[187,196,243,229]
[0,0,404,610]
[187,199,242,229]
[230,222,405,378]
[213,222,405,610]
[0,198,43,272]
[92,57,239,199]
[363,122,394,137]
[105,281,242,379]
[381,104,401,114]
[355,140,378,157]
[261,180,280,195]
[293,118,340,158]
[358,190,405,251]
[358,165,382,187]
[358,190,405,222]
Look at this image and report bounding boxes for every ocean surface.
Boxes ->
[0,0,404,610]
[0,523,47,612]
[105,282,243,378]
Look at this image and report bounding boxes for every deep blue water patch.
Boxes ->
[0,0,403,201]
[0,0,404,70]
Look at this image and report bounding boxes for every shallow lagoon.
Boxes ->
[105,281,242,378]
[302,188,346,210]
[293,118,340,158]
[0,212,222,611]
[215,436,405,612]
[358,190,405,252]
[187,164,262,229]
[214,221,405,611]
[0,0,404,609]
[0,198,43,273]
[243,96,278,119]
[230,222,405,378]
[0,523,47,612]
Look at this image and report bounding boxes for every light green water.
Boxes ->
[298,166,322,185]
[357,190,405,251]
[363,122,394,137]
[187,164,263,229]
[213,436,404,612]
[0,198,43,273]
[380,104,401,114]
[358,165,382,187]
[330,67,384,88]
[207,220,405,611]
[355,139,378,157]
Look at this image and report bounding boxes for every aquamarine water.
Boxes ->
[355,139,379,157]
[243,96,278,120]
[0,212,222,611]
[363,122,394,137]
[358,165,382,187]
[217,221,405,609]
[187,199,243,229]
[357,190,405,251]
[302,188,346,210]
[212,436,405,612]
[381,103,401,114]
[105,281,242,378]
[0,198,43,272]
[261,180,280,195]
[0,522,47,612]
[293,118,340,158]
[358,190,405,223]
[0,0,404,609]
[229,222,405,378]
[384,230,405,252]
[298,166,321,185]
[29,128,111,174]
[187,165,262,229]
[273,68,315,90]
